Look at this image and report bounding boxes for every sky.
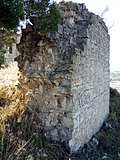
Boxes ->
[56,0,120,71]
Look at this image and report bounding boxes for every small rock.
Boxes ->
[62,116,73,129]
[105,122,113,129]
[26,155,34,160]
[102,155,108,159]
[41,153,48,157]
[90,137,99,148]
[51,128,60,141]
[118,152,120,157]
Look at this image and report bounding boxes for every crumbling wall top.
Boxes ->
[58,1,108,33]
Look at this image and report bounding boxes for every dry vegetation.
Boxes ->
[0,86,68,160]
[0,86,120,160]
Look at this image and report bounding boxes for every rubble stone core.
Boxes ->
[16,1,110,153]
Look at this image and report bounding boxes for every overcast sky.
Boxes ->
[56,0,120,72]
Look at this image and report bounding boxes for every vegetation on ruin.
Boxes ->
[0,1,119,159]
[0,86,120,160]
[0,0,61,68]
[0,0,60,33]
[0,86,68,160]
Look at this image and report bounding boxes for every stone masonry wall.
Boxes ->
[70,17,110,152]
[16,1,110,153]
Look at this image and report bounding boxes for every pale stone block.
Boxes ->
[15,1,110,154]
[62,116,73,129]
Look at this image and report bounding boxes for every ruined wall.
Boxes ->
[70,14,110,152]
[17,1,110,153]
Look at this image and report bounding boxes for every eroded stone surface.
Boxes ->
[16,1,110,153]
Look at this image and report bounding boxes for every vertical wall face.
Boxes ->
[16,2,110,153]
[70,20,110,152]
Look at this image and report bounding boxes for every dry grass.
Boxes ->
[1,86,120,160]
[0,86,68,160]
[0,86,32,160]
[0,86,28,128]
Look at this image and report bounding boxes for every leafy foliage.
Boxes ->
[0,0,61,67]
[0,0,61,33]
[0,0,24,30]
[27,0,61,34]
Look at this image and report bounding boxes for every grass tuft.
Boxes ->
[0,86,68,160]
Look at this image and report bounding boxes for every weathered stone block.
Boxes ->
[16,1,110,153]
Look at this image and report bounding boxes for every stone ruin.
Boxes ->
[16,1,110,153]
